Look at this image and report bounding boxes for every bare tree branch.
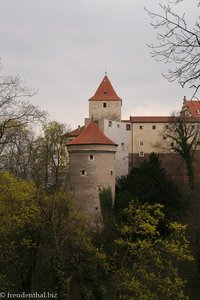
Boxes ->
[0,74,46,144]
[145,1,200,97]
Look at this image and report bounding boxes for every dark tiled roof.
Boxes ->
[130,116,171,123]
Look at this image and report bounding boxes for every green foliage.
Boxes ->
[115,153,182,222]
[112,201,193,300]
[0,171,40,292]
[99,187,112,222]
[37,190,109,299]
[0,171,109,298]
[0,169,194,299]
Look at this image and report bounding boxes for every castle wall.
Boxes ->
[129,122,167,155]
[89,100,122,121]
[103,119,129,178]
[130,151,200,186]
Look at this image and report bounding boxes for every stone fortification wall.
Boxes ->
[130,151,200,186]
[68,144,117,217]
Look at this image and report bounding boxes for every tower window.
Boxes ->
[108,120,112,127]
[152,125,156,130]
[80,169,86,176]
[104,91,107,95]
[139,125,143,130]
[126,124,131,131]
[89,155,94,160]
[103,102,107,108]
[110,170,113,175]
[139,141,143,146]
[139,151,144,157]
[117,124,120,128]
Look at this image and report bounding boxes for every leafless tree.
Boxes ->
[145,0,200,97]
[0,74,45,145]
[163,112,200,189]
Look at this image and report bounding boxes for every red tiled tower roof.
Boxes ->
[67,121,117,146]
[185,100,200,117]
[89,75,122,101]
[64,125,85,138]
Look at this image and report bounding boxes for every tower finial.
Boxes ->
[105,66,107,75]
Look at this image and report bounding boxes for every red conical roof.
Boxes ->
[89,75,122,101]
[67,121,117,146]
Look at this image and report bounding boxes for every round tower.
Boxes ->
[67,121,117,217]
[89,75,122,121]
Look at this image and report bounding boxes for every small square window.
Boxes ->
[166,125,169,129]
[110,170,113,175]
[103,102,107,108]
[126,124,131,131]
[139,151,144,157]
[108,121,112,127]
[89,155,94,160]
[80,169,86,176]
[152,125,156,130]
[117,124,120,128]
[170,142,174,147]
[139,125,143,130]
[139,141,143,146]
[163,136,166,140]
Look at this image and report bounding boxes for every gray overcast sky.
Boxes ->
[0,0,197,129]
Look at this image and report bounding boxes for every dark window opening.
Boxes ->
[80,169,86,176]
[139,125,143,130]
[139,151,144,157]
[103,102,107,108]
[126,124,131,131]
[152,125,156,130]
[89,155,94,160]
